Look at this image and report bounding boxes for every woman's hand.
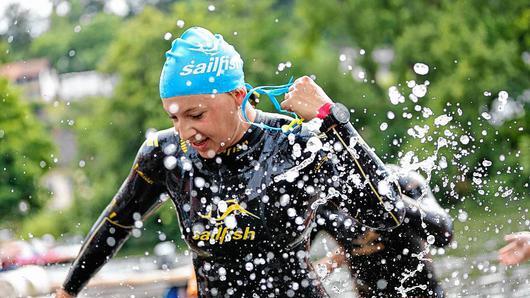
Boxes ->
[187,269,199,298]
[55,288,74,298]
[281,76,334,121]
[498,231,530,265]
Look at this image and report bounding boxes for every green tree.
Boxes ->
[0,79,54,223]
[391,0,529,203]
[30,12,121,73]
[1,4,33,61]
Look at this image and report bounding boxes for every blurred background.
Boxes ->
[0,0,528,297]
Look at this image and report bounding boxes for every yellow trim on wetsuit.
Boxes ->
[133,163,154,185]
[180,139,188,153]
[146,134,159,147]
[105,217,134,229]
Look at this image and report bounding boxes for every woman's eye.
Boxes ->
[191,113,204,119]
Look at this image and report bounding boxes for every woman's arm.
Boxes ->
[282,76,405,230]
[60,139,167,296]
[317,123,406,230]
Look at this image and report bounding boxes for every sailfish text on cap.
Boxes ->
[179,55,244,77]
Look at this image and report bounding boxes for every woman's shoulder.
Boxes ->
[136,127,186,161]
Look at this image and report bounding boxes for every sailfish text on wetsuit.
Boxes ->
[192,199,258,244]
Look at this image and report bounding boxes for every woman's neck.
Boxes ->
[226,106,257,148]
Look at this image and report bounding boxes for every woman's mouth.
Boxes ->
[191,138,209,150]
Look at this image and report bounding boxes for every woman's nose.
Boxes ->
[175,121,196,141]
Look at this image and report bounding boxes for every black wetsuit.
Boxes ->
[62,110,406,297]
[311,170,453,297]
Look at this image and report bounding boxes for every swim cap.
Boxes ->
[159,27,245,99]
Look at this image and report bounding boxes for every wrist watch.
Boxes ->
[321,102,350,132]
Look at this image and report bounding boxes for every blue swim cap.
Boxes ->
[159,27,245,99]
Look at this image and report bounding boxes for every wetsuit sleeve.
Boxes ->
[317,122,405,230]
[399,175,453,247]
[62,140,167,296]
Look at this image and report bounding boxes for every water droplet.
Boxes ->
[482,160,492,167]
[218,267,226,276]
[380,122,388,131]
[287,208,296,217]
[18,201,29,213]
[176,20,185,28]
[498,90,508,102]
[458,211,468,222]
[388,86,405,105]
[163,144,177,155]
[107,237,116,247]
[224,214,237,229]
[280,194,290,206]
[427,235,435,244]
[434,114,452,126]
[413,63,429,75]
[164,156,177,170]
[245,262,254,271]
[377,279,388,289]
[306,137,322,153]
[194,177,206,188]
[459,135,470,145]
[412,84,427,98]
[481,112,491,120]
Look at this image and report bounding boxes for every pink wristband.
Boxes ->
[316,103,334,119]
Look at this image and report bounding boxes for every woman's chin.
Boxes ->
[197,147,219,159]
[197,152,213,159]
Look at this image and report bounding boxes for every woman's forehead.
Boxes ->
[164,93,223,112]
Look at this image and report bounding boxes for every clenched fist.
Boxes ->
[281,76,334,121]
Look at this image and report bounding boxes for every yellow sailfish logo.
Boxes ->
[194,199,259,243]
[199,199,259,224]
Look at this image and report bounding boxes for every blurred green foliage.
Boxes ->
[0,0,528,255]
[30,12,121,73]
[0,79,54,223]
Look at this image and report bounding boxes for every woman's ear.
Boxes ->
[230,88,247,105]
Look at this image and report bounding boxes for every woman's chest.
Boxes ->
[169,152,323,257]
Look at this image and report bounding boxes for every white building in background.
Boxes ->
[0,58,117,101]
[58,71,117,101]
[0,58,59,101]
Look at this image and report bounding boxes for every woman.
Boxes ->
[56,27,405,297]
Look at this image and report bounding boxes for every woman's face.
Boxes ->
[162,92,242,159]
